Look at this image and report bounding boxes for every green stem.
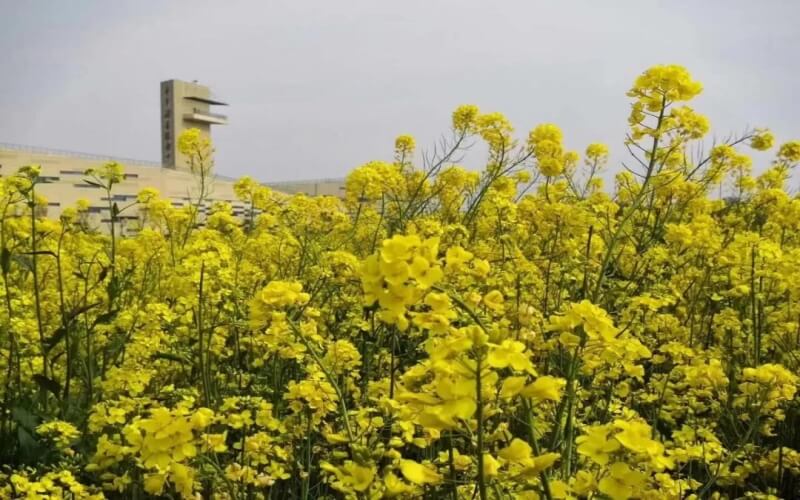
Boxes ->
[522,399,553,500]
[475,346,487,500]
[28,183,49,411]
[197,261,211,406]
[448,432,458,500]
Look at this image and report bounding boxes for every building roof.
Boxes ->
[0,142,163,168]
[184,96,229,106]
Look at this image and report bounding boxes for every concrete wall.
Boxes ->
[265,179,346,197]
[0,145,241,233]
[0,144,347,233]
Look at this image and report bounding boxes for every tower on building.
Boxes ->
[160,80,228,169]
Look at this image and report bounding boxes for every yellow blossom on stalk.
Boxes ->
[598,462,648,500]
[475,111,515,154]
[285,371,339,424]
[529,123,567,177]
[320,461,376,494]
[572,470,597,496]
[487,339,533,372]
[250,280,310,326]
[627,64,703,142]
[177,128,211,157]
[5,470,104,499]
[735,363,798,419]
[399,459,442,485]
[445,245,474,269]
[627,64,703,107]
[395,134,416,156]
[777,140,800,164]
[452,104,480,133]
[750,128,775,150]
[85,161,125,184]
[137,186,160,203]
[482,289,505,313]
[359,233,443,331]
[482,454,501,477]
[383,471,416,496]
[36,420,80,451]
[684,358,728,390]
[547,300,619,342]
[498,438,532,462]
[254,280,310,310]
[520,375,566,402]
[412,291,456,333]
[497,438,560,477]
[667,105,710,139]
[576,425,621,465]
[585,143,610,161]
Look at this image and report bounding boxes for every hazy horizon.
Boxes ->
[1,0,798,182]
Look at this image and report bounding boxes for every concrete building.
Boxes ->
[264,178,346,197]
[0,142,243,233]
[160,79,228,170]
[0,80,345,231]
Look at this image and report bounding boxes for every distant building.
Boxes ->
[0,142,243,233]
[0,80,345,231]
[160,79,228,169]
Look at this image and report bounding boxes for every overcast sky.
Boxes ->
[1,1,798,182]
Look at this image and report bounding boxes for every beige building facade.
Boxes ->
[0,143,242,233]
[0,80,346,231]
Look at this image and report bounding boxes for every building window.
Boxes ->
[75,184,100,188]
[103,195,130,201]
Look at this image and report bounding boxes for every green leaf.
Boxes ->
[11,406,38,431]
[0,247,10,274]
[43,326,67,353]
[152,351,191,365]
[65,301,102,323]
[32,374,61,399]
[92,310,118,328]
[17,425,42,461]
[22,250,57,258]
[107,276,121,302]
[82,179,105,189]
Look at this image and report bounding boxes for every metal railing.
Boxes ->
[0,142,164,168]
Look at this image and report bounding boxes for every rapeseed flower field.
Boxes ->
[1,65,800,499]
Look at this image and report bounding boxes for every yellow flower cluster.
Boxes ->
[529,123,568,177]
[360,234,443,330]
[35,420,80,452]
[394,134,416,157]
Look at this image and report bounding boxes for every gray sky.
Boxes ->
[1,1,798,182]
